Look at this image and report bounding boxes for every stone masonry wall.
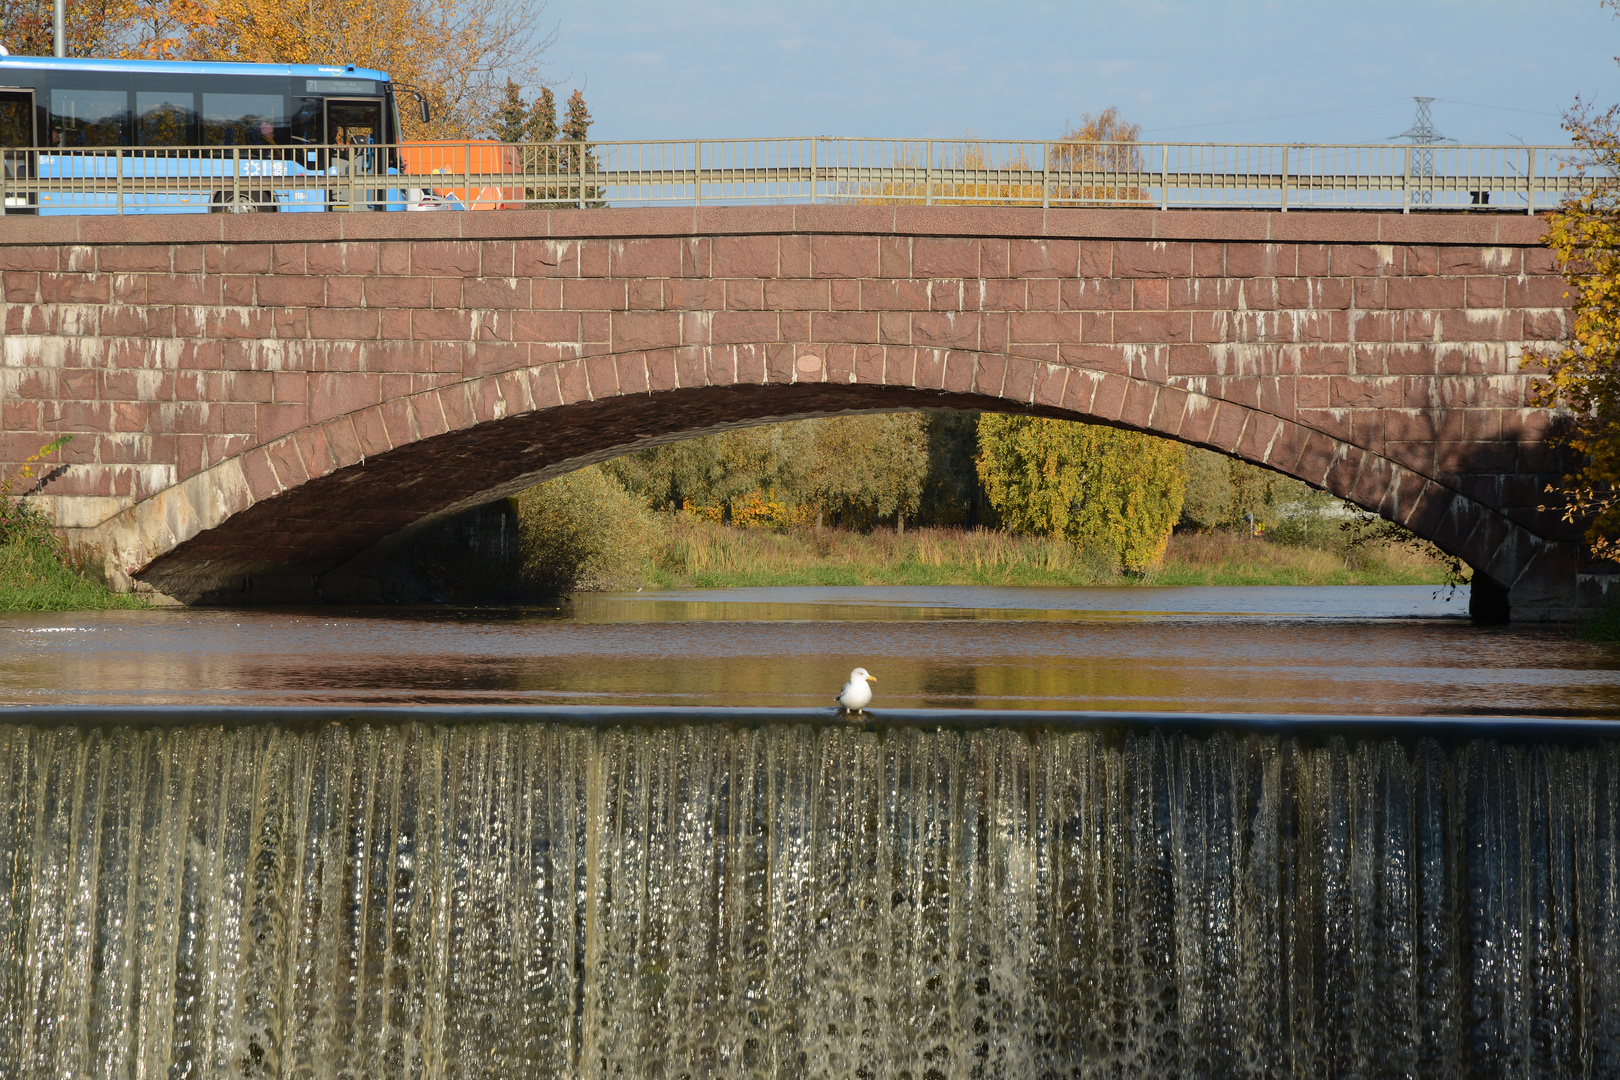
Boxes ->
[0,206,1579,613]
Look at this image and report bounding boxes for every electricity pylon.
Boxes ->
[1392,97,1455,205]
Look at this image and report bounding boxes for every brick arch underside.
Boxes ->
[117,353,1549,605]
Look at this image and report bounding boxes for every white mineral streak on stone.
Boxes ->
[69,457,251,578]
[1121,344,1151,380]
[5,336,63,367]
[58,306,96,336]
[686,310,711,346]
[134,370,168,397]
[44,494,132,529]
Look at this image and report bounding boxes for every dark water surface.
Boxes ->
[3,584,1619,716]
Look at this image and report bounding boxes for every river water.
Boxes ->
[3,584,1619,715]
[2,586,1619,1078]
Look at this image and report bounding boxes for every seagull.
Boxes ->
[837,668,876,712]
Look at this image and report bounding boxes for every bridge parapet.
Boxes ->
[0,137,1587,214]
[0,205,1596,618]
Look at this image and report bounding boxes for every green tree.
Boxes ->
[604,424,816,514]
[975,415,1185,573]
[529,86,559,143]
[801,414,928,530]
[555,88,603,206]
[1179,447,1296,533]
[918,411,989,527]
[492,79,560,144]
[602,415,930,529]
[491,78,529,143]
[490,81,603,206]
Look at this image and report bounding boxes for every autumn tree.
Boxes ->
[0,0,139,56]
[119,0,216,58]
[513,466,653,594]
[1050,107,1147,205]
[1529,8,1620,558]
[975,415,1186,573]
[141,0,552,139]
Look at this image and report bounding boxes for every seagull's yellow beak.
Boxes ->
[866,674,876,682]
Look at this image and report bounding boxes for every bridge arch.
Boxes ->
[0,205,1584,617]
[102,342,1551,614]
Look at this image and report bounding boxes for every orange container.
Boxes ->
[398,141,522,210]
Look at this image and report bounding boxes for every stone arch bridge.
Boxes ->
[0,206,1592,619]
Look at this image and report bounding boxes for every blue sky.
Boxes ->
[542,1,1618,145]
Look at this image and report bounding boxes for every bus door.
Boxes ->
[324,97,385,210]
[0,89,36,214]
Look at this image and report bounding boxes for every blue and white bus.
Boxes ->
[0,55,432,214]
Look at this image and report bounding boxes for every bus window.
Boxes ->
[201,93,288,146]
[291,98,322,146]
[50,86,129,147]
[326,98,384,210]
[327,99,382,148]
[0,91,33,148]
[0,90,36,214]
[135,91,196,146]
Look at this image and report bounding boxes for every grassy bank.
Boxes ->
[629,518,1452,590]
[0,506,143,612]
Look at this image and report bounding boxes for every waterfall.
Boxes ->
[0,720,1615,1078]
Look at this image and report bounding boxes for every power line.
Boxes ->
[1434,97,1560,118]
[1142,95,1561,137]
[1141,98,1411,134]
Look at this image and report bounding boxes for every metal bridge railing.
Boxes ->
[0,138,1595,216]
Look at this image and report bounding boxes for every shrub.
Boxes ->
[512,465,656,594]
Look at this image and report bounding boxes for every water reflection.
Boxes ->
[2,585,1618,716]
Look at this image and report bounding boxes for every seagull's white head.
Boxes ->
[850,667,875,683]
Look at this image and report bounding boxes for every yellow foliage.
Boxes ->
[0,0,138,58]
[682,493,816,531]
[975,415,1185,574]
[849,107,1148,209]
[0,436,72,499]
[1050,107,1149,206]
[108,0,548,139]
[120,0,217,59]
[1528,94,1620,559]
